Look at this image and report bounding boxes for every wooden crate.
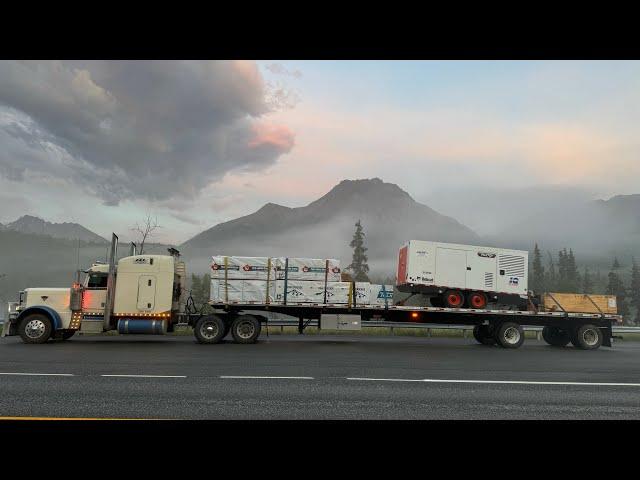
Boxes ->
[542,293,617,314]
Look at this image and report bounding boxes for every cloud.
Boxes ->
[0,60,296,205]
[265,63,302,78]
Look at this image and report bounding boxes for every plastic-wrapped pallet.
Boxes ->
[276,281,364,305]
[210,279,277,304]
[274,257,341,282]
[210,256,277,280]
[368,284,394,306]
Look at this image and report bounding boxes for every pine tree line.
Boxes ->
[530,243,640,324]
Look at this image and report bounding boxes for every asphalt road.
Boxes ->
[1,333,640,419]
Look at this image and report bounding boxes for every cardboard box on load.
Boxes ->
[368,284,394,306]
[210,256,277,280]
[542,293,618,314]
[210,279,277,303]
[274,257,341,282]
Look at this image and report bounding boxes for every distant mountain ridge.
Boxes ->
[1,215,107,243]
[181,178,480,275]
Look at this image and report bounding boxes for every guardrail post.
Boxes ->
[427,328,431,337]
[463,329,467,338]
[390,327,394,335]
[281,325,284,334]
[536,331,541,341]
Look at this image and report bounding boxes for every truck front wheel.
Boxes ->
[495,322,525,348]
[542,326,570,347]
[18,314,53,344]
[231,315,261,344]
[571,324,603,350]
[194,315,226,344]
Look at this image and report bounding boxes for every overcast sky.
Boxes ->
[1,60,639,243]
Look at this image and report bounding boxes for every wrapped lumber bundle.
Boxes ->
[542,293,617,314]
[274,257,341,282]
[210,256,277,280]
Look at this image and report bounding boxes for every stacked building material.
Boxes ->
[209,256,277,304]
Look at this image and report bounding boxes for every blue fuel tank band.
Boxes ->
[117,318,166,335]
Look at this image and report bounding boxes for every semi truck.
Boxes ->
[2,234,622,350]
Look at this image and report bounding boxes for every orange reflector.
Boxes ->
[411,312,419,318]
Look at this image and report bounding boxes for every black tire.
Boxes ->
[18,314,53,344]
[472,324,495,345]
[572,324,603,350]
[443,290,465,308]
[61,330,76,340]
[230,315,262,344]
[194,315,226,344]
[495,322,525,349]
[542,326,570,347]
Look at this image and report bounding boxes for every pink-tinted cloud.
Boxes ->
[248,122,295,152]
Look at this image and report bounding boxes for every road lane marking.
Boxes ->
[0,416,157,421]
[0,372,74,377]
[346,377,640,387]
[100,375,187,378]
[220,376,314,380]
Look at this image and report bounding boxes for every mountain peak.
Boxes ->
[4,215,107,243]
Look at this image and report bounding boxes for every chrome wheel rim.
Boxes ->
[200,321,219,339]
[582,329,599,346]
[503,326,520,344]
[236,321,256,340]
[25,319,46,339]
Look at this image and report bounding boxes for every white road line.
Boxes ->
[346,378,640,387]
[220,376,315,380]
[100,374,187,378]
[0,372,74,377]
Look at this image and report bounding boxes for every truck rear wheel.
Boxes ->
[443,290,464,308]
[18,314,53,344]
[542,326,570,347]
[231,315,261,344]
[495,322,525,348]
[194,315,226,344]
[571,324,603,350]
[473,324,495,345]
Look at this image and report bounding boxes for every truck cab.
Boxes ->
[2,235,186,343]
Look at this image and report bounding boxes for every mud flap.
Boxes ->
[602,325,612,347]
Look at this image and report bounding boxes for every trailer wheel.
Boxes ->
[18,314,53,344]
[495,322,525,348]
[443,290,464,308]
[542,326,570,347]
[194,315,226,344]
[572,324,603,350]
[468,292,488,309]
[473,324,495,345]
[231,315,261,344]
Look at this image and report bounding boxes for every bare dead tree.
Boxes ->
[130,214,161,255]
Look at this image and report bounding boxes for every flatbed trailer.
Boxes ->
[186,300,623,350]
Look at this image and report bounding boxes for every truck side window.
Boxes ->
[88,273,108,289]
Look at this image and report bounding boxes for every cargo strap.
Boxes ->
[283,257,289,305]
[323,259,329,304]
[224,256,229,304]
[584,294,605,318]
[382,284,389,310]
[266,257,272,305]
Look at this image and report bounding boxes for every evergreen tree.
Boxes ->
[545,251,557,292]
[607,258,629,322]
[567,249,580,293]
[347,219,370,282]
[557,249,568,292]
[531,243,545,294]
[582,267,593,294]
[630,258,640,325]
